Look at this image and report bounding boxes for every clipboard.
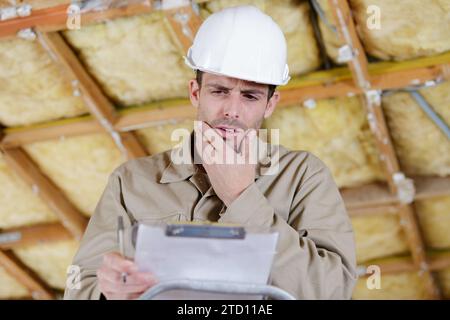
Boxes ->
[134,222,279,300]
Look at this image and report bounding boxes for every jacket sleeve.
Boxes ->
[218,153,358,299]
[64,168,134,300]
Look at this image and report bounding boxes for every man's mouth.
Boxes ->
[214,126,243,138]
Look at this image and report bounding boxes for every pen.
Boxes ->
[117,216,127,284]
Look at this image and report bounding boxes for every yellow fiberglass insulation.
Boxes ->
[436,267,450,299]
[201,0,321,76]
[263,96,385,188]
[63,11,194,106]
[382,81,450,177]
[415,195,450,250]
[0,38,88,127]
[13,240,79,290]
[352,270,429,299]
[351,213,409,263]
[0,152,58,229]
[23,133,124,217]
[136,119,194,155]
[317,0,450,63]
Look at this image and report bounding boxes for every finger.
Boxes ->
[97,265,120,283]
[204,130,236,163]
[98,267,156,287]
[123,272,157,286]
[98,276,156,294]
[240,129,257,163]
[103,252,138,274]
[195,121,219,164]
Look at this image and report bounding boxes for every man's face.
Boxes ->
[189,72,280,150]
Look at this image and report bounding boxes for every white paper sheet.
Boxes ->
[135,224,279,300]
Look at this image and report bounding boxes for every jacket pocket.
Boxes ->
[138,212,183,224]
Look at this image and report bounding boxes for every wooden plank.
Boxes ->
[340,182,396,209]
[0,223,72,250]
[279,64,449,106]
[1,117,102,149]
[0,147,88,240]
[0,2,153,39]
[358,259,417,277]
[347,203,399,217]
[0,250,54,300]
[414,176,450,200]
[36,31,148,159]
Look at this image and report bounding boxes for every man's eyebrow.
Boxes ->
[205,83,231,90]
[205,83,266,96]
[240,88,266,96]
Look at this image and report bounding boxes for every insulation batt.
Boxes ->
[317,0,450,62]
[382,81,450,177]
[0,153,58,228]
[63,12,194,106]
[263,96,385,188]
[13,240,79,290]
[23,133,124,216]
[136,119,194,154]
[0,38,88,126]
[351,213,409,263]
[415,195,450,250]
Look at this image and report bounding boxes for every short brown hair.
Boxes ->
[196,70,276,101]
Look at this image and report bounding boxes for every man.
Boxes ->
[64,5,357,300]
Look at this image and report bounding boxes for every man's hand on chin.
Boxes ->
[194,121,258,206]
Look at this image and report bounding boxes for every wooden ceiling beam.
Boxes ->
[0,223,72,250]
[0,2,153,39]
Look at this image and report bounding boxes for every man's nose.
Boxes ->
[223,93,241,119]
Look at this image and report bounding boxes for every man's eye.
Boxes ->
[244,94,258,101]
[212,90,226,95]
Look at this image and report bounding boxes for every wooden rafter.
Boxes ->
[36,31,148,159]
[0,250,54,299]
[328,0,442,299]
[280,62,450,106]
[164,3,202,53]
[0,2,153,39]
[0,223,72,250]
[0,147,88,240]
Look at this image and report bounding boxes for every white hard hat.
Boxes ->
[184,5,290,86]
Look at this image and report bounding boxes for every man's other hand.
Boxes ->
[97,252,157,300]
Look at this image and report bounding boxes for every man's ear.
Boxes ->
[264,91,280,119]
[189,79,200,108]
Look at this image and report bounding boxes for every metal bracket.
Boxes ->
[337,44,354,63]
[393,172,415,204]
[0,231,22,245]
[365,89,382,106]
[153,0,191,10]
[17,28,36,41]
[0,4,32,21]
[303,99,317,109]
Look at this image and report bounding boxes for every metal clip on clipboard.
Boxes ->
[137,223,295,300]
